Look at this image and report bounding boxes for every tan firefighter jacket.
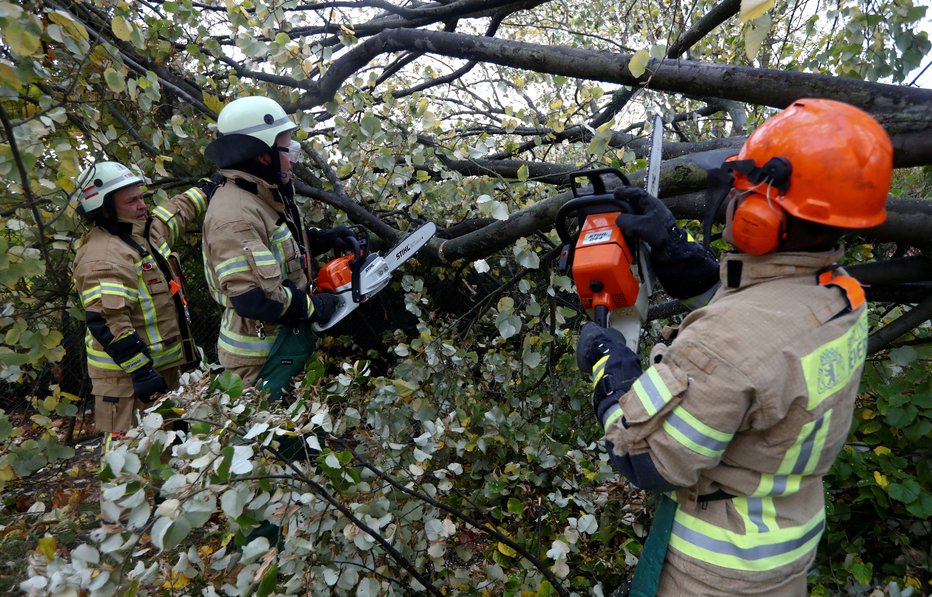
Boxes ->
[72,187,208,397]
[605,249,867,593]
[201,169,313,374]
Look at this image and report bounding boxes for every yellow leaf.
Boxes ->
[628,49,650,78]
[873,446,892,456]
[37,536,57,561]
[739,0,774,22]
[112,15,133,42]
[861,408,875,420]
[104,68,126,93]
[0,464,14,481]
[203,92,226,117]
[6,26,41,57]
[549,98,562,110]
[0,61,20,92]
[904,576,921,590]
[155,155,173,177]
[497,541,517,557]
[163,571,191,589]
[873,470,889,489]
[47,9,89,42]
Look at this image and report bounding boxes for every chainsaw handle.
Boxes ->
[555,195,635,245]
[569,168,631,198]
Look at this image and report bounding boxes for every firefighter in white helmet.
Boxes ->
[71,161,216,447]
[201,96,346,400]
[576,99,892,595]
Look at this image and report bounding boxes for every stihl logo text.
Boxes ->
[395,245,412,260]
[581,231,611,245]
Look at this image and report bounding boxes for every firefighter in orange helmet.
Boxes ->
[576,99,892,595]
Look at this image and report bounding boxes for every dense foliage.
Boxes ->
[1,0,930,594]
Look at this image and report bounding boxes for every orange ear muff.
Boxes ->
[731,193,787,255]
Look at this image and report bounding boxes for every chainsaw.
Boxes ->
[556,115,664,352]
[311,221,437,332]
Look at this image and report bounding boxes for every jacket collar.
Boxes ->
[218,168,284,213]
[719,247,844,290]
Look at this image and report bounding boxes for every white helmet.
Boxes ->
[205,96,298,168]
[75,161,143,216]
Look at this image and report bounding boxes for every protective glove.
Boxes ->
[614,187,678,251]
[131,365,169,403]
[614,186,719,302]
[576,322,642,431]
[307,225,356,255]
[277,282,313,326]
[310,292,341,326]
[195,172,225,203]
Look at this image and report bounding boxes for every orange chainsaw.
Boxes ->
[312,221,436,331]
[556,168,649,351]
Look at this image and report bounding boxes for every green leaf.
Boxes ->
[112,15,133,42]
[744,14,771,61]
[628,50,649,78]
[888,479,920,504]
[847,561,872,585]
[256,564,279,597]
[889,346,918,367]
[211,370,243,397]
[517,163,529,182]
[507,497,525,514]
[6,24,40,56]
[905,491,932,519]
[886,405,918,428]
[104,68,126,93]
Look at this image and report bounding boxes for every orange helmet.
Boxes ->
[732,98,892,229]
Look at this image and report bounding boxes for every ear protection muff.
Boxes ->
[729,192,787,255]
[727,156,792,255]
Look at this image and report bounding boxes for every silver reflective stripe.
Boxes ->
[672,517,825,560]
[225,116,293,137]
[792,416,824,474]
[637,371,667,413]
[746,498,768,533]
[665,410,730,454]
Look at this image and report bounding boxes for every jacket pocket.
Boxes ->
[243,240,282,292]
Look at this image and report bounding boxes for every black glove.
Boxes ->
[310,292,341,326]
[576,323,642,430]
[615,187,720,301]
[614,187,678,251]
[307,225,356,255]
[195,172,225,203]
[131,366,169,403]
[277,282,313,326]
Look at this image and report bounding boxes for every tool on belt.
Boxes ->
[312,221,437,332]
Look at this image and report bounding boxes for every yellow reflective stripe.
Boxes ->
[632,366,673,417]
[81,285,103,307]
[135,260,163,349]
[733,496,778,533]
[183,187,207,214]
[269,223,291,244]
[603,404,624,431]
[670,505,825,572]
[100,282,138,301]
[777,410,832,476]
[119,352,150,373]
[85,336,121,371]
[152,205,179,243]
[591,355,609,389]
[801,310,867,409]
[752,473,803,498]
[217,310,275,357]
[662,405,733,459]
[151,342,183,368]
[251,249,278,268]
[214,255,251,281]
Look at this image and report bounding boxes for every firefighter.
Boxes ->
[201,96,346,400]
[576,99,892,595]
[71,161,216,448]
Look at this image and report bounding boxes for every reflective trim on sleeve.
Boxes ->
[603,403,624,432]
[150,342,183,369]
[670,505,825,572]
[80,285,103,308]
[801,310,867,410]
[118,351,150,373]
[662,405,733,459]
[217,310,275,358]
[591,354,610,389]
[251,249,279,268]
[631,366,674,417]
[183,187,207,213]
[85,336,121,371]
[99,282,139,302]
[152,205,179,242]
[777,410,833,477]
[214,255,252,281]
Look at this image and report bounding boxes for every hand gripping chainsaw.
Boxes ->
[312,221,437,332]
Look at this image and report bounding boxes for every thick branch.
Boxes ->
[667,0,741,58]
[867,294,932,354]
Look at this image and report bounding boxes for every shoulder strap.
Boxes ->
[817,266,865,311]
